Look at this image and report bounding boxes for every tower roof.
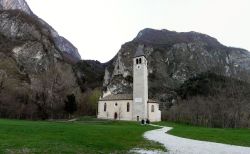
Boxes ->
[134,44,145,58]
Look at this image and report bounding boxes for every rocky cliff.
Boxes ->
[104,28,250,102]
[0,0,86,119]
[0,0,32,15]
[0,0,81,63]
[0,9,83,119]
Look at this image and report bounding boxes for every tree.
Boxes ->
[78,88,101,116]
[166,72,250,128]
[87,89,101,115]
[64,94,77,118]
[0,70,7,94]
[31,62,78,119]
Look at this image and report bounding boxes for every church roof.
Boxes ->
[148,99,158,103]
[134,44,145,58]
[100,94,159,104]
[100,94,133,101]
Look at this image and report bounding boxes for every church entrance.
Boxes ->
[114,112,118,120]
[137,116,139,121]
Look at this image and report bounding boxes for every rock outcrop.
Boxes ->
[0,0,81,63]
[0,0,33,15]
[0,5,82,118]
[73,60,105,92]
[104,28,250,102]
[0,0,108,119]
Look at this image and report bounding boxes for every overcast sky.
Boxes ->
[26,0,250,63]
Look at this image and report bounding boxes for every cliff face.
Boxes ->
[0,9,81,119]
[0,0,81,63]
[104,28,250,102]
[0,1,85,118]
[0,0,33,15]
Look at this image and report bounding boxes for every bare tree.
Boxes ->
[31,62,77,119]
[0,70,7,94]
[166,78,250,128]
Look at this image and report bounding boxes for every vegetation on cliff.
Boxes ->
[163,72,250,128]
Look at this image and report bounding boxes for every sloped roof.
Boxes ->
[134,44,145,58]
[148,99,158,103]
[100,94,133,101]
[100,94,159,104]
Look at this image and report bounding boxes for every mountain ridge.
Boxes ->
[0,0,81,63]
[0,0,249,123]
[134,28,222,48]
[0,5,84,119]
[0,0,33,15]
[103,28,250,102]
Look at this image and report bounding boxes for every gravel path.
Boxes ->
[143,125,250,154]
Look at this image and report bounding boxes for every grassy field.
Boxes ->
[0,118,165,154]
[157,121,250,147]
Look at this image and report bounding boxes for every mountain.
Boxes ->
[0,0,87,119]
[103,28,250,103]
[0,0,81,63]
[1,0,250,123]
[0,0,33,15]
[73,60,105,92]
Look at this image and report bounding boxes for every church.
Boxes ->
[97,45,161,122]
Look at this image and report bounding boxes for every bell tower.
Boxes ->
[132,44,148,121]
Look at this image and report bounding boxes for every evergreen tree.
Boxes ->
[64,94,77,118]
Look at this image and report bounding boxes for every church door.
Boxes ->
[114,112,118,120]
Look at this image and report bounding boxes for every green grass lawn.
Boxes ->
[157,121,250,147]
[0,118,165,154]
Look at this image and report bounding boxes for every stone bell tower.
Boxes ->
[132,44,148,121]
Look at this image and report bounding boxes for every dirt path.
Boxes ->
[143,125,250,154]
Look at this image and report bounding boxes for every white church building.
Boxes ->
[97,45,161,122]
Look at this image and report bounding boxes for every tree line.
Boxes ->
[0,61,101,120]
[162,72,250,128]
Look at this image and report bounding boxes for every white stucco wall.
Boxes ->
[97,100,133,120]
[133,56,148,121]
[147,103,161,122]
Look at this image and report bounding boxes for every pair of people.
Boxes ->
[141,119,150,125]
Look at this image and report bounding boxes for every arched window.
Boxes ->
[151,105,154,112]
[104,103,107,112]
[139,58,142,64]
[127,103,130,112]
